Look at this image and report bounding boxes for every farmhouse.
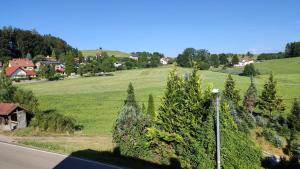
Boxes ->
[129,55,139,60]
[234,59,254,67]
[9,58,35,70]
[5,66,36,78]
[0,103,27,131]
[113,62,124,68]
[160,57,169,65]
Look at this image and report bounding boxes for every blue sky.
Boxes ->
[0,0,299,56]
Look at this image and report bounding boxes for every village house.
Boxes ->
[129,55,139,61]
[0,103,27,131]
[234,59,254,67]
[160,57,169,65]
[5,58,36,78]
[35,56,65,73]
[9,58,35,70]
[5,66,36,78]
[113,62,124,68]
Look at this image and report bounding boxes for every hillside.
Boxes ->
[81,49,131,57]
[223,57,300,75]
[19,65,300,135]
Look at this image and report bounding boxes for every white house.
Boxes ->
[234,59,254,67]
[113,62,124,68]
[160,57,169,65]
[129,56,139,60]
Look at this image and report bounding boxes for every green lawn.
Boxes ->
[19,64,300,135]
[223,57,300,75]
[81,49,131,57]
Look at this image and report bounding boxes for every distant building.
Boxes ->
[35,56,64,73]
[129,56,139,61]
[160,57,169,65]
[0,103,28,131]
[113,62,124,68]
[234,59,254,67]
[9,58,34,70]
[5,66,36,78]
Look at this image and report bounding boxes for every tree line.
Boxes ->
[0,26,81,64]
[257,41,300,61]
[176,48,252,69]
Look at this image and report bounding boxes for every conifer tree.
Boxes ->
[223,74,241,106]
[288,99,300,132]
[124,82,140,111]
[258,73,285,118]
[243,77,257,113]
[113,83,150,157]
[147,94,155,118]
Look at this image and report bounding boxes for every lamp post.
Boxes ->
[212,88,220,169]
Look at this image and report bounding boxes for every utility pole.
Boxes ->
[212,88,221,169]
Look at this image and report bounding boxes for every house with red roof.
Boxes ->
[5,66,36,78]
[6,58,36,78]
[0,103,27,130]
[9,58,35,70]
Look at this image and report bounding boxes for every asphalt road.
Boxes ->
[0,142,122,169]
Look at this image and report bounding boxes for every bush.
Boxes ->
[31,110,79,133]
[255,115,267,127]
[241,63,259,76]
[262,128,283,147]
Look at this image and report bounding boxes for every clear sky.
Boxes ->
[0,0,299,56]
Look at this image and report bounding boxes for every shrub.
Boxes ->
[31,110,78,133]
[241,63,259,76]
[255,115,267,127]
[262,128,283,147]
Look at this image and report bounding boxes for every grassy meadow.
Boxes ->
[81,49,131,57]
[19,61,300,136]
[11,59,300,167]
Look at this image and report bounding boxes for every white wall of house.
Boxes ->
[234,60,254,67]
[11,69,27,78]
[160,58,168,65]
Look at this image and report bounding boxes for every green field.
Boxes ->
[19,61,300,136]
[81,49,131,57]
[223,57,300,75]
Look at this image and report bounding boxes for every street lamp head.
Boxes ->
[212,88,220,94]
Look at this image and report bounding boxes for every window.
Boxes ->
[11,113,17,122]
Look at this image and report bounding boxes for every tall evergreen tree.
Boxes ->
[223,74,241,106]
[147,94,155,118]
[243,77,257,113]
[258,73,285,118]
[124,82,140,111]
[113,83,150,157]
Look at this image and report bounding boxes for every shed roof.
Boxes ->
[0,103,20,116]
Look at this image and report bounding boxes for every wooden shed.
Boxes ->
[0,103,27,130]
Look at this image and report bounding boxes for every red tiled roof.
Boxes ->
[25,70,36,76]
[0,103,18,116]
[9,58,34,67]
[5,66,24,76]
[5,66,36,76]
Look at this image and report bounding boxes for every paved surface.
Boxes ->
[0,141,122,169]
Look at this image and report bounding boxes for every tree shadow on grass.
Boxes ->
[53,148,181,169]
